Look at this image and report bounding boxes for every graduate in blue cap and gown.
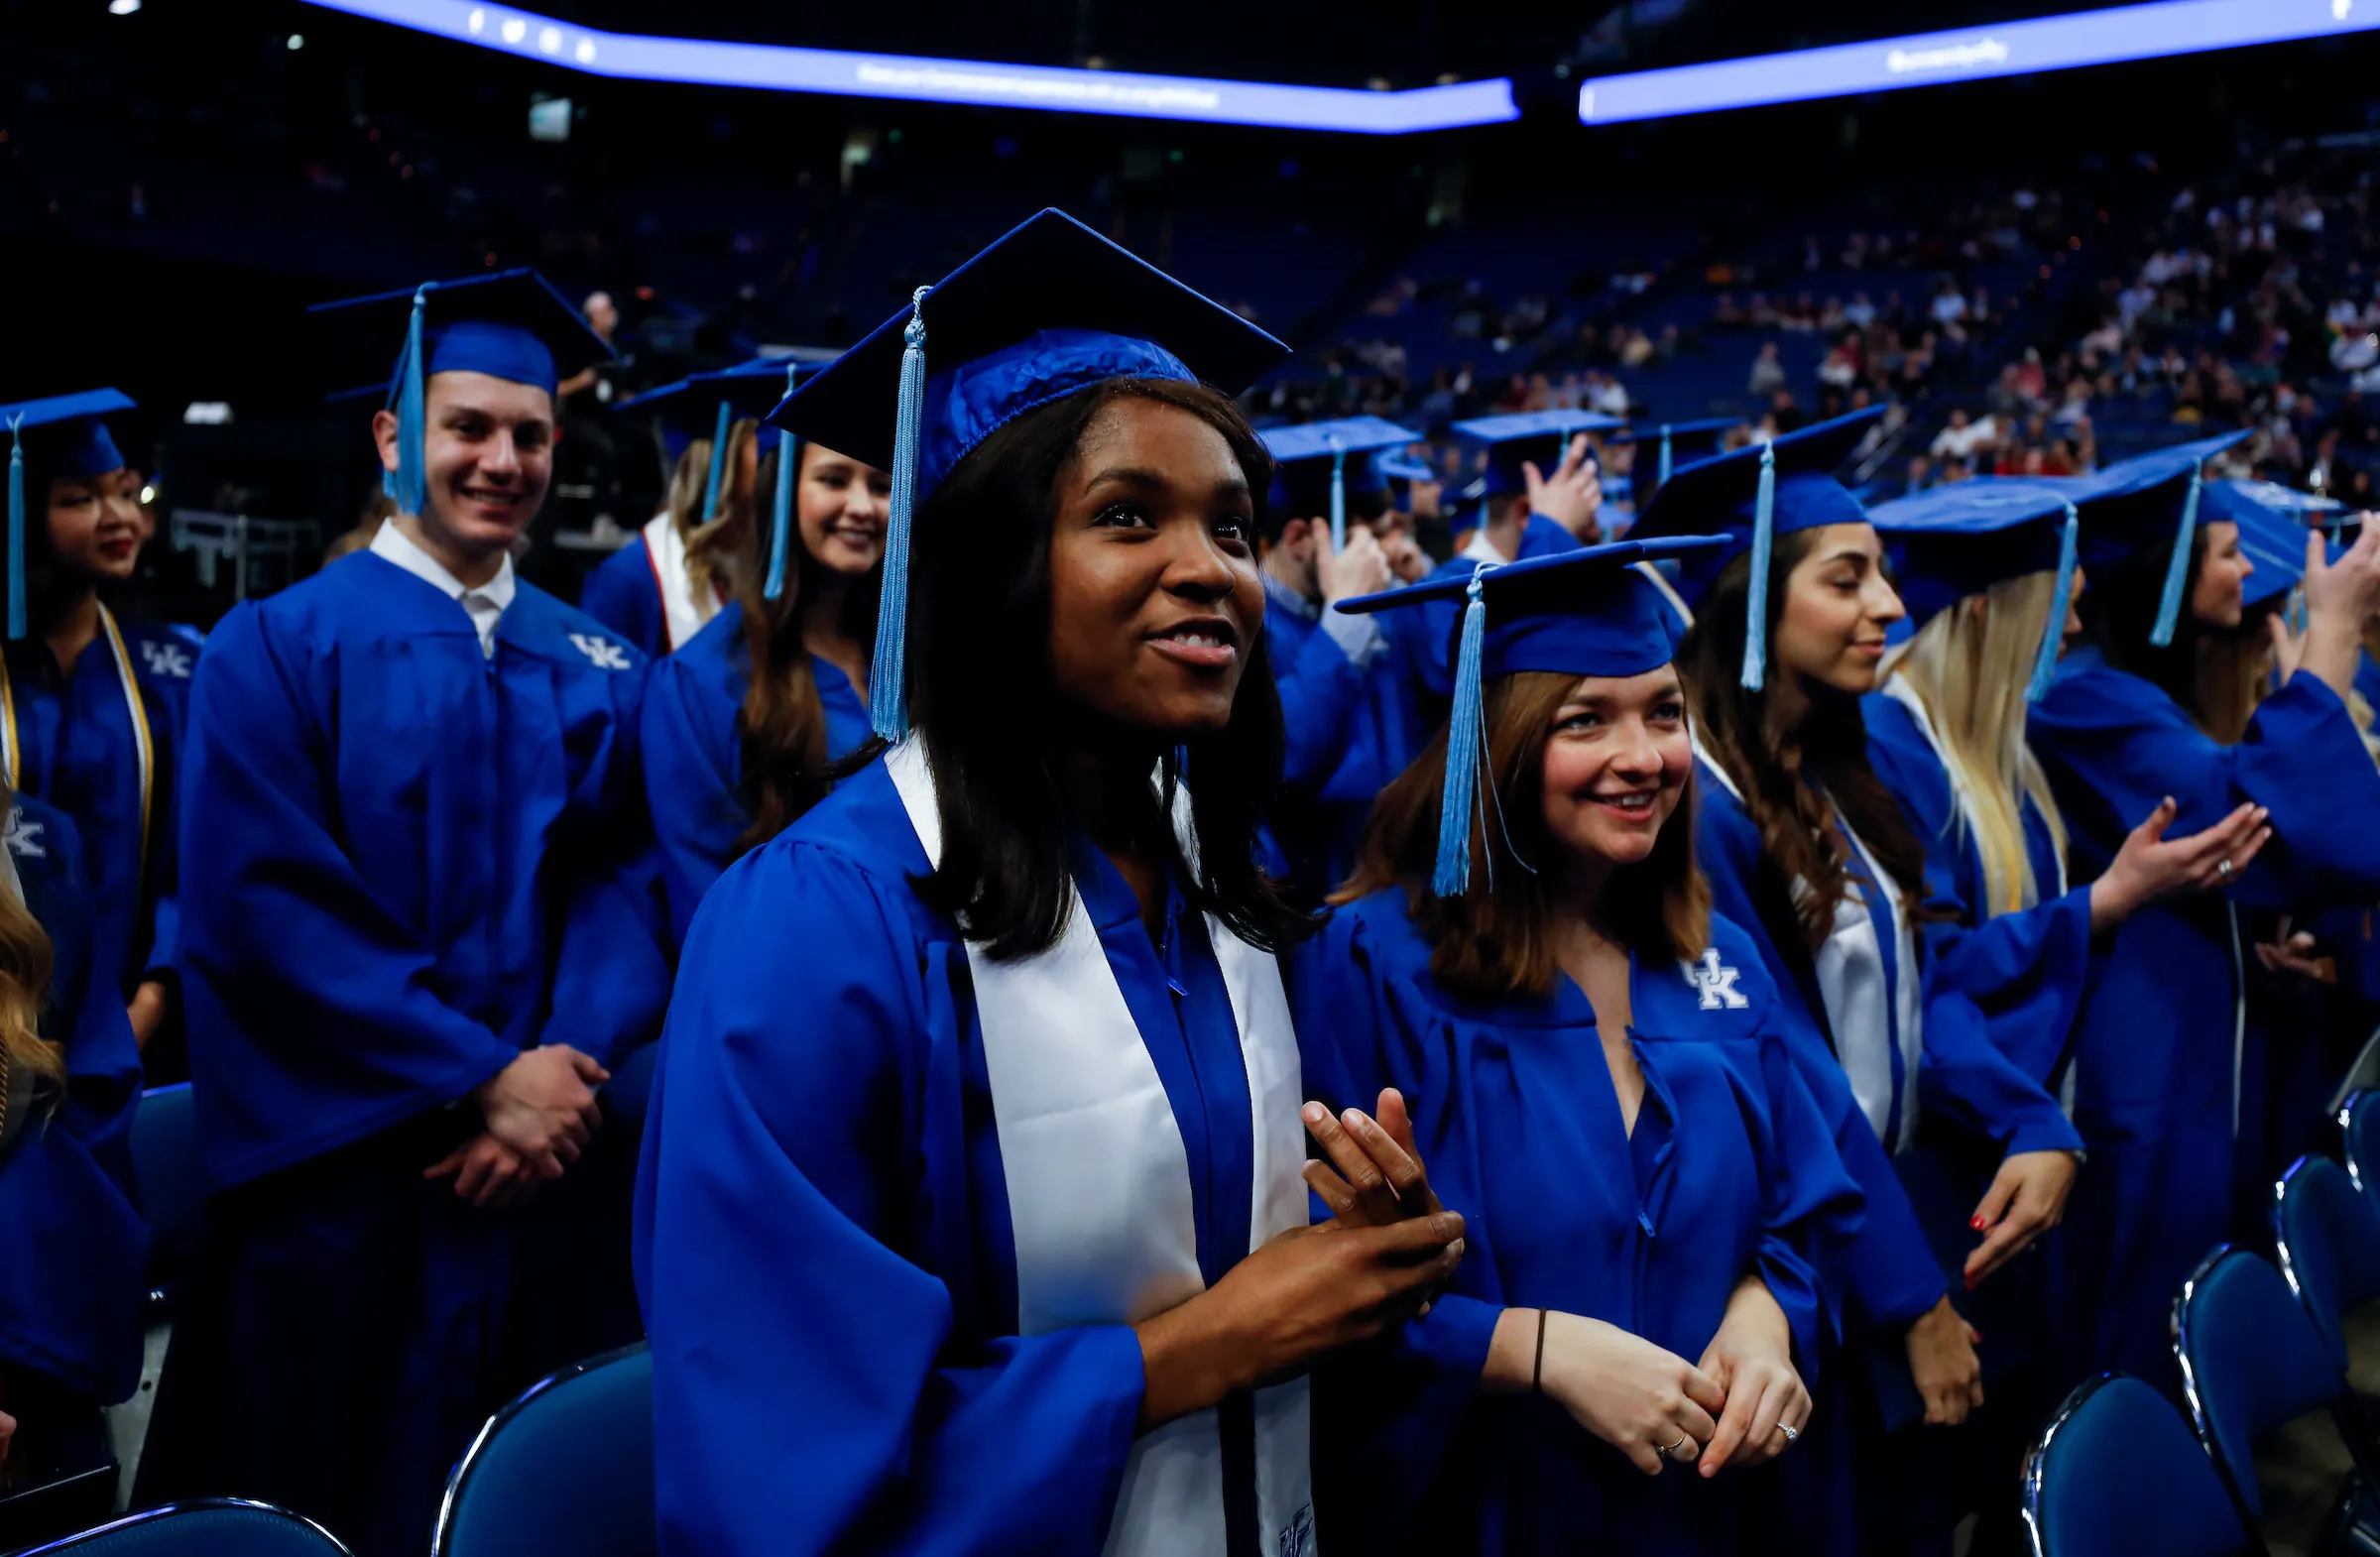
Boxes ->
[1861,478,2271,1549]
[581,358,792,658]
[1252,416,1423,895]
[1602,417,1742,537]
[0,785,146,1547]
[635,209,1470,1557]
[1631,407,2085,1554]
[0,393,188,1064]
[138,268,674,1557]
[640,361,888,945]
[2025,435,2380,1391]
[1284,537,1864,1555]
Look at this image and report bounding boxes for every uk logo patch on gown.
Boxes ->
[139,641,193,679]
[1684,947,1747,1011]
[3,808,44,860]
[567,633,632,670]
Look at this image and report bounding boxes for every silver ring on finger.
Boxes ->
[1663,1434,1695,1461]
[2216,858,2235,879]
[1779,1423,1800,1445]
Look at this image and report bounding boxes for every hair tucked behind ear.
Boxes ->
[898,377,1310,961]
[1679,535,1929,952]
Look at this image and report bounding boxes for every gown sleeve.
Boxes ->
[1269,606,1366,794]
[1694,786,1949,1334]
[0,814,147,1404]
[639,653,750,949]
[1864,706,2092,1085]
[1911,980,2083,1156]
[577,542,666,661]
[177,606,522,1185]
[1743,993,1868,1377]
[635,841,1148,1557]
[2032,664,2380,909]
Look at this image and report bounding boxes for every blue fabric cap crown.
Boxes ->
[1627,406,1885,691]
[1866,476,2081,701]
[1258,417,1419,549]
[1606,417,1741,512]
[770,208,1289,741]
[309,269,613,522]
[1452,410,1626,500]
[624,356,809,592]
[2052,429,2252,646]
[1373,449,1436,486]
[1337,535,1727,895]
[0,388,137,642]
[2204,479,2355,613]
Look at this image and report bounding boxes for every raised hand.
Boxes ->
[2088,796,2271,932]
[1300,1089,1444,1228]
[1315,526,1393,606]
[1521,433,1605,543]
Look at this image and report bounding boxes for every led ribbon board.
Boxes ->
[298,0,1519,134]
[1580,0,2380,125]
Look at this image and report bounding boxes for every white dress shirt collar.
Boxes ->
[370,521,517,658]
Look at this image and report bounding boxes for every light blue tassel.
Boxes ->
[1738,442,1777,692]
[2149,466,2202,648]
[387,287,429,517]
[1328,437,1347,553]
[1656,424,1674,486]
[2027,503,2079,702]
[701,400,733,523]
[765,367,798,603]
[1432,569,1489,897]
[869,286,931,740]
[5,416,23,642]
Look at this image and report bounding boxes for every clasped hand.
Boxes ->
[424,1043,609,1208]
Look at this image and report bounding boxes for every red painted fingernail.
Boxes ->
[1970,1215,1986,1231]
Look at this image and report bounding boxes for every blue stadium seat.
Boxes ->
[2343,1091,2380,1211]
[2271,1154,2380,1372]
[2174,1246,2380,1529]
[129,1083,201,1307]
[12,1498,352,1555]
[433,1344,654,1557]
[2020,1374,2251,1557]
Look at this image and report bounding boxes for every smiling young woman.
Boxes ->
[1291,540,1860,1557]
[635,212,1465,1557]
[1631,410,2083,1557]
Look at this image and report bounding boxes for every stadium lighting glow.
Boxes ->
[1579,0,2380,125]
[297,0,1518,134]
[107,0,142,14]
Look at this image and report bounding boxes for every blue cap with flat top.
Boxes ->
[0,388,138,642]
[2055,429,2254,647]
[624,357,812,600]
[2202,479,2355,614]
[768,207,1290,740]
[308,268,615,521]
[1625,405,1886,691]
[1337,534,1727,895]
[1256,417,1420,551]
[1606,416,1741,510]
[1452,410,1626,501]
[1865,477,2081,701]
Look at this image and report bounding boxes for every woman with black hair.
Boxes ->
[0,392,186,1060]
[640,429,888,944]
[2028,436,2380,1391]
[635,212,1465,1557]
[1631,409,2083,1555]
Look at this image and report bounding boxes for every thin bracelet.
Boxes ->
[1531,1308,1550,1393]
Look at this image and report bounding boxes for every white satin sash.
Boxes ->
[640,513,718,654]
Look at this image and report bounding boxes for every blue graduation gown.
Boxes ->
[1863,690,2091,1089]
[2,615,185,1002]
[0,794,147,1409]
[1263,593,1415,895]
[639,600,871,947]
[2028,646,2380,1385]
[143,554,672,1556]
[1291,892,1861,1556]
[578,535,670,660]
[636,759,1276,1556]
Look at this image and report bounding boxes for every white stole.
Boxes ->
[640,513,718,654]
[1696,737,1925,1151]
[884,741,1316,1557]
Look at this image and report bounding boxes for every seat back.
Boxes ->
[129,1084,202,1294]
[2175,1247,2352,1521]
[2272,1154,2380,1371]
[2022,1375,2252,1557]
[434,1344,654,1557]
[14,1498,353,1555]
[2344,1089,2380,1208]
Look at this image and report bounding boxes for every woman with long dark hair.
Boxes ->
[635,211,1466,1557]
[1631,409,2083,1554]
[0,392,186,1058]
[2028,435,2380,1390]
[1291,539,1860,1554]
[640,411,888,942]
